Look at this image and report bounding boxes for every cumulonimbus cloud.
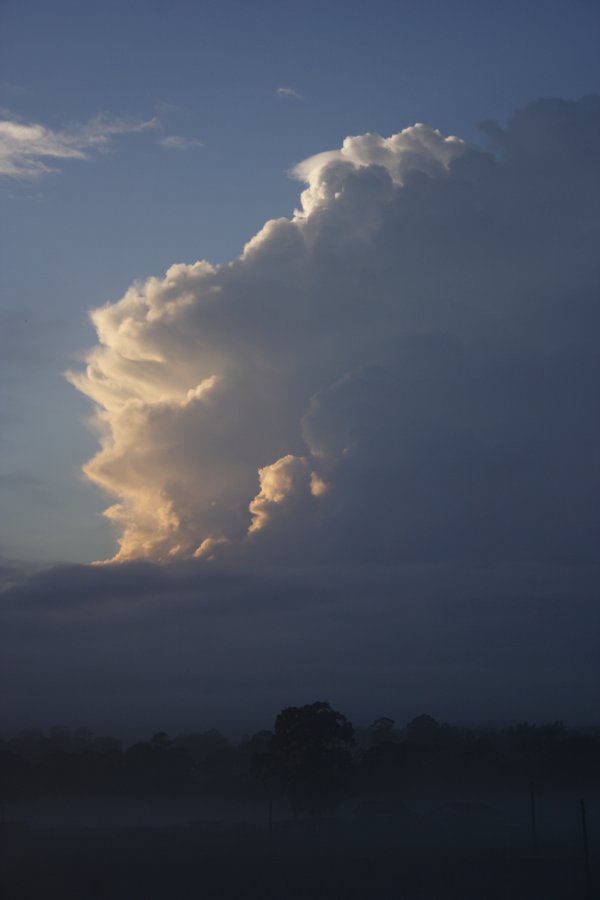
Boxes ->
[0,113,157,178]
[68,96,600,565]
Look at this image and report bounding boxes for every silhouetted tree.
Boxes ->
[173,729,230,764]
[238,730,274,783]
[0,751,31,803]
[271,701,355,816]
[359,739,421,793]
[369,717,397,746]
[405,714,441,745]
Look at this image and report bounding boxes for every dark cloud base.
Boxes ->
[2,558,598,739]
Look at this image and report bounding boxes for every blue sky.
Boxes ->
[1,0,599,564]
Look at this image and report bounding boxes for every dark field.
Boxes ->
[2,807,596,900]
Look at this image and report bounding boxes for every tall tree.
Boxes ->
[271,701,355,816]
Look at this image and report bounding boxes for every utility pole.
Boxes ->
[529,781,538,855]
[580,798,591,900]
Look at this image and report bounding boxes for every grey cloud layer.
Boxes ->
[2,558,598,735]
[68,97,600,565]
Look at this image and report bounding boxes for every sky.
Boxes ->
[1,0,599,736]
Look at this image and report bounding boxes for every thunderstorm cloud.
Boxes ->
[68,97,600,565]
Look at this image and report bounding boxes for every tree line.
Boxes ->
[2,703,599,816]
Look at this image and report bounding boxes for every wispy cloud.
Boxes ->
[159,135,203,152]
[154,98,180,115]
[276,86,303,101]
[0,113,158,179]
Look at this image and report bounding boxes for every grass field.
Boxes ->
[1,813,595,899]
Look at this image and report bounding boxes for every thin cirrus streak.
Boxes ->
[68,96,600,566]
[0,114,158,178]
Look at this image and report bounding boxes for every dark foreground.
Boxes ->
[1,817,595,900]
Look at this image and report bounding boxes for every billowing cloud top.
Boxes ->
[68,97,600,565]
